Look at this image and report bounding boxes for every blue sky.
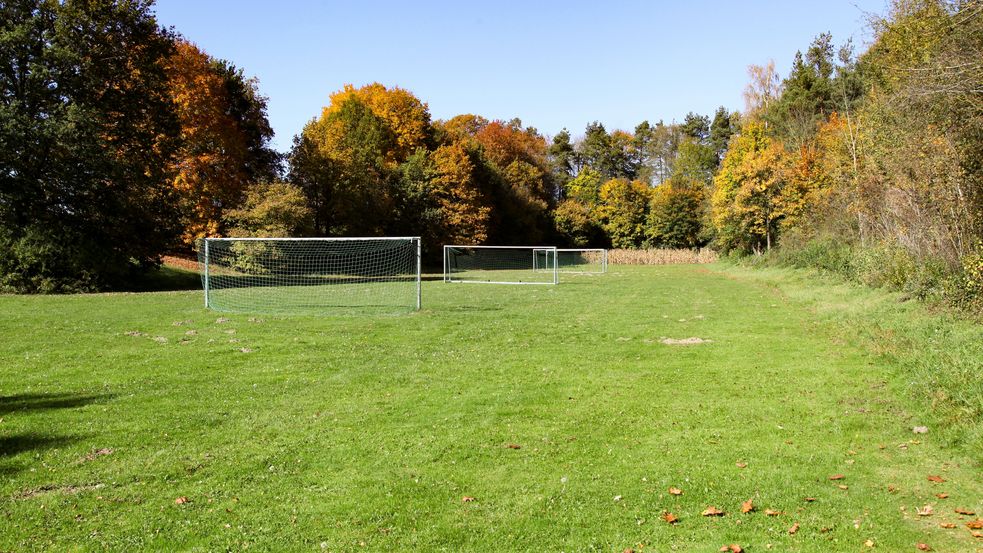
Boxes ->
[153,0,887,152]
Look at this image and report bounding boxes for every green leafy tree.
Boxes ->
[548,129,576,188]
[647,181,706,248]
[0,0,181,292]
[680,112,711,143]
[709,106,737,163]
[224,182,313,237]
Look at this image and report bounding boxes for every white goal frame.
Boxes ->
[443,245,558,285]
[556,248,608,274]
[201,236,421,313]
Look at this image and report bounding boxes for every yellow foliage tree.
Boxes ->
[597,178,653,248]
[323,83,431,164]
[429,142,493,244]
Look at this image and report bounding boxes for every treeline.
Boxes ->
[1,1,278,291]
[282,85,737,253]
[2,0,981,307]
[715,0,983,310]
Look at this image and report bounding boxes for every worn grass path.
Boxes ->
[0,264,980,551]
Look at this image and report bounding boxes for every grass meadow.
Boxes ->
[1,264,981,551]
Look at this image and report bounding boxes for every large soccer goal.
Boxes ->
[444,245,558,284]
[198,237,421,314]
[556,248,607,274]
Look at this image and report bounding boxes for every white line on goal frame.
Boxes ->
[443,245,559,285]
[556,248,608,274]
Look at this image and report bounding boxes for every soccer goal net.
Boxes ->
[444,245,558,284]
[557,248,607,274]
[198,237,421,315]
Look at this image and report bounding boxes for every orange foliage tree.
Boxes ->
[166,40,275,244]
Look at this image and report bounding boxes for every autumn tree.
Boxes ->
[711,122,793,252]
[166,40,276,243]
[0,0,181,292]
[323,83,432,163]
[743,60,782,117]
[647,182,706,248]
[428,142,494,244]
[597,178,653,248]
[289,96,396,236]
[289,84,433,237]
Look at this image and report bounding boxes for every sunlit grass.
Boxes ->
[0,265,980,551]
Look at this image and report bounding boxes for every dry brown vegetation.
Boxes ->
[608,248,718,265]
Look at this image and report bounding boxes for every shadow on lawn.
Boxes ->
[0,392,114,416]
[0,393,110,474]
[0,434,76,459]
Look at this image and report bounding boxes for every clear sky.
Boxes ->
[153,0,887,152]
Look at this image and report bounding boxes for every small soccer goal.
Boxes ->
[198,237,421,315]
[444,245,558,284]
[556,248,607,274]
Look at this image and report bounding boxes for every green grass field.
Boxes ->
[1,264,981,552]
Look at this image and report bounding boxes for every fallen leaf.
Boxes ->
[940,522,956,529]
[917,505,934,516]
[719,546,742,553]
[829,474,846,480]
[864,539,875,547]
[613,495,622,502]
[789,522,800,535]
[888,485,898,493]
[956,507,977,515]
[804,497,817,502]
[174,496,188,505]
[967,520,983,529]
[972,530,983,538]
[506,444,521,449]
[668,487,683,496]
[913,426,928,434]
[741,499,754,514]
[765,509,781,516]
[935,492,948,499]
[838,484,849,490]
[916,544,931,551]
[927,475,946,483]
[702,506,725,517]
[662,511,679,524]
[462,496,476,503]
[736,462,748,468]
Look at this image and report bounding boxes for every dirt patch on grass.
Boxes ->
[660,337,713,345]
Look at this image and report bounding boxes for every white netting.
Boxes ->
[444,246,557,284]
[557,249,607,274]
[198,238,420,315]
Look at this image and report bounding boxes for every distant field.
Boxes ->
[1,265,981,551]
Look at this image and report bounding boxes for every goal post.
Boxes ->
[444,245,558,284]
[198,237,421,315]
[556,248,607,274]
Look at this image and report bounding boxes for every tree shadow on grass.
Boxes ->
[120,265,201,293]
[0,434,76,459]
[0,392,114,416]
